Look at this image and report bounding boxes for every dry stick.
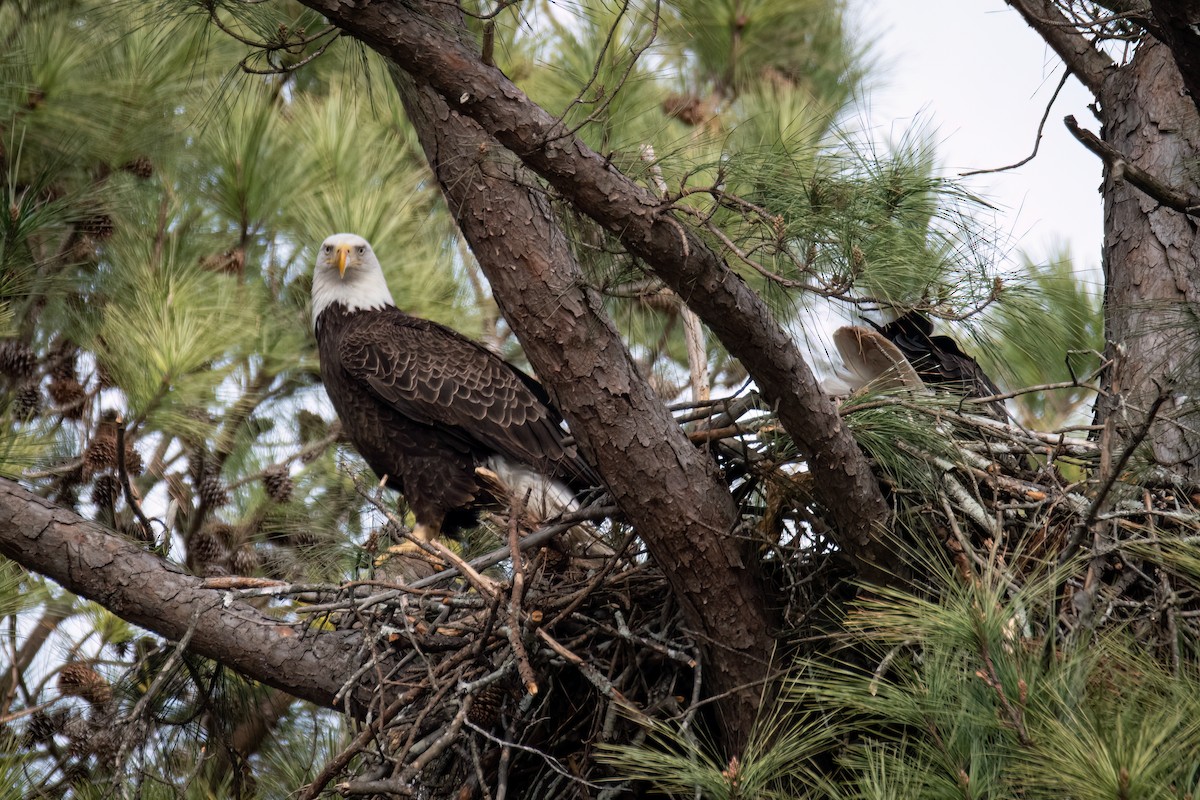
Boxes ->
[961,68,1071,177]
[1062,390,1171,566]
[535,628,643,715]
[544,529,639,628]
[298,685,428,800]
[464,720,609,792]
[505,500,538,696]
[1065,115,1200,217]
[1144,488,1182,675]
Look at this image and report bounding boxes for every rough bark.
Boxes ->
[0,479,379,714]
[387,63,774,746]
[294,0,895,586]
[1095,40,1200,483]
[1147,0,1200,117]
[1005,1,1200,484]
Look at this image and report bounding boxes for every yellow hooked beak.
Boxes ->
[335,245,349,277]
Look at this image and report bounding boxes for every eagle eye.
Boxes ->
[322,244,332,253]
[356,245,365,255]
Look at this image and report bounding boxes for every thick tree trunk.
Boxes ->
[388,63,775,748]
[1096,40,1200,484]
[1006,0,1200,485]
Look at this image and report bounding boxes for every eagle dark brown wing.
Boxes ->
[866,311,1005,416]
[336,308,593,487]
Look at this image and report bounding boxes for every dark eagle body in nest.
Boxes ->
[312,233,596,542]
[834,310,1006,418]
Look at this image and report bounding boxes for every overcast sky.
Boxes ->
[851,0,1104,284]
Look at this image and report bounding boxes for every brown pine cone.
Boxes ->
[83,434,118,476]
[121,156,153,179]
[48,377,85,417]
[230,545,261,576]
[0,340,36,379]
[13,382,40,417]
[90,474,120,508]
[188,524,231,575]
[468,683,509,728]
[123,443,144,476]
[25,709,64,744]
[57,663,113,705]
[262,465,293,503]
[198,465,228,508]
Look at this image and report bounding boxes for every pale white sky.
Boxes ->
[851,0,1104,279]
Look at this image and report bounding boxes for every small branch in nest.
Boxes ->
[505,498,538,696]
[465,720,609,793]
[1065,115,1200,217]
[536,627,639,712]
[1063,389,1171,565]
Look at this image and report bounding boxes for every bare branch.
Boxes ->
[1065,115,1200,216]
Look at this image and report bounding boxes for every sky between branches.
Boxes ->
[855,0,1102,282]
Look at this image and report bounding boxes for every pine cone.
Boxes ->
[230,545,260,575]
[61,714,92,757]
[25,709,63,743]
[78,213,114,239]
[199,247,245,275]
[49,349,78,382]
[48,377,85,417]
[123,443,144,476]
[468,683,509,728]
[90,474,120,508]
[262,465,293,503]
[0,340,36,379]
[83,435,118,476]
[198,464,228,508]
[188,524,231,575]
[13,382,40,418]
[121,156,153,179]
[57,663,113,705]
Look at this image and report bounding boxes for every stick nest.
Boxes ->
[239,391,1200,798]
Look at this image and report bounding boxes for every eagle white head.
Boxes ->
[311,233,396,322]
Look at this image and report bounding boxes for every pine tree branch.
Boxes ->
[1004,0,1117,96]
[0,478,384,717]
[1065,115,1200,216]
[292,0,897,587]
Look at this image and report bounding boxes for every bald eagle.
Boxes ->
[311,233,597,545]
[833,311,1005,417]
[864,311,1002,404]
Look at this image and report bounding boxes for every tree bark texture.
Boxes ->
[1096,40,1200,483]
[1146,0,1200,118]
[387,65,774,746]
[0,479,381,715]
[1006,0,1200,484]
[293,0,895,586]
